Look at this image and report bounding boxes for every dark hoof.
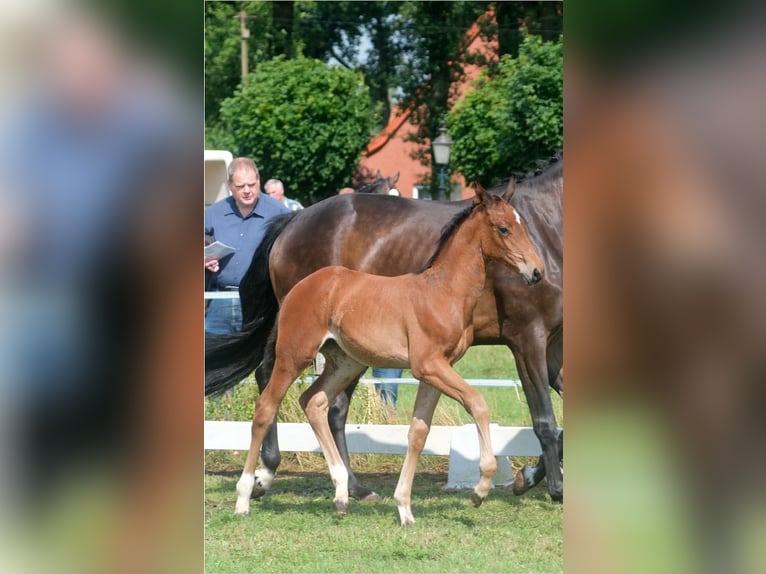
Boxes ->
[470,491,485,508]
[349,485,378,501]
[251,486,266,500]
[550,491,563,503]
[333,500,349,516]
[357,492,382,502]
[512,468,531,496]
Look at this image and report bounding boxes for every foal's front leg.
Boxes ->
[415,359,497,506]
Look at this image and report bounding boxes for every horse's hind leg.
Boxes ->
[328,375,380,501]
[299,343,365,516]
[394,383,440,526]
[251,324,280,498]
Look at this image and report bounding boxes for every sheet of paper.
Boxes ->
[204,241,236,259]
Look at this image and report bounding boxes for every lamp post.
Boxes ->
[432,124,453,201]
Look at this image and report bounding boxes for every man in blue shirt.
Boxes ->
[204,157,289,334]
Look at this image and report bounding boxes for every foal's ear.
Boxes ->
[502,179,517,202]
[391,172,400,185]
[472,182,492,207]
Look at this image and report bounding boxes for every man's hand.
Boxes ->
[204,256,219,273]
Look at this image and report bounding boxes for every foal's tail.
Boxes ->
[204,212,299,396]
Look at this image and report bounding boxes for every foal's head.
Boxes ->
[475,182,545,285]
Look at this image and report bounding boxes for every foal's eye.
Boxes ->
[498,226,509,235]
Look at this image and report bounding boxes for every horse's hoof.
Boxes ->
[512,468,530,496]
[251,486,266,500]
[357,492,382,502]
[550,491,563,503]
[470,491,485,508]
[333,500,349,516]
[350,486,379,502]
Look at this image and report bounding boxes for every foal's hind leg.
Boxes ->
[394,383,441,526]
[298,343,366,516]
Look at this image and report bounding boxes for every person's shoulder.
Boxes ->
[205,196,235,216]
[286,198,304,211]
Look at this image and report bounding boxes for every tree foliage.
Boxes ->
[210,57,375,204]
[447,34,563,187]
[205,2,564,196]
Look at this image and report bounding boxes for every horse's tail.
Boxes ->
[546,323,563,395]
[204,211,299,396]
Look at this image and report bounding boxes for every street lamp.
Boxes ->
[432,124,453,201]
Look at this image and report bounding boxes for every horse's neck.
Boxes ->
[421,214,487,301]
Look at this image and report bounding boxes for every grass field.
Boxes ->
[205,346,563,573]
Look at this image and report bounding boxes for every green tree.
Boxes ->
[447,34,562,187]
[210,57,375,204]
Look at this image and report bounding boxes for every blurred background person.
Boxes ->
[264,178,303,211]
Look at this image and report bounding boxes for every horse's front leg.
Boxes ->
[513,337,564,496]
[328,374,381,501]
[509,333,563,502]
[394,383,440,526]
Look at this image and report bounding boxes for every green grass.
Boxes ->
[205,346,563,572]
[205,471,563,573]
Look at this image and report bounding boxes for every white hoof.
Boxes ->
[235,473,255,515]
[254,467,275,491]
[234,500,250,515]
[397,505,416,527]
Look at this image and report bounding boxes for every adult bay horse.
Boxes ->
[206,156,563,502]
[233,185,544,524]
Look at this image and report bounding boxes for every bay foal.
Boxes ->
[234,183,544,525]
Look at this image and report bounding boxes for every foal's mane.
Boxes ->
[417,202,477,273]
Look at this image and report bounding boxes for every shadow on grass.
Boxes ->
[205,472,557,536]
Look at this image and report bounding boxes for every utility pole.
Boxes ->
[238,10,250,79]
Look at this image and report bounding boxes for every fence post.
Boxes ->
[444,424,514,489]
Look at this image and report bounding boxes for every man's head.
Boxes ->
[227,157,260,214]
[264,179,285,202]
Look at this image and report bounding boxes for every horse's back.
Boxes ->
[269,194,464,300]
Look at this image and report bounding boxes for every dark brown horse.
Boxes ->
[206,156,563,502]
[233,184,544,524]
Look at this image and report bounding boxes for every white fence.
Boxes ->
[204,290,543,488]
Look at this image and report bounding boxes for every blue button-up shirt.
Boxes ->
[204,194,289,287]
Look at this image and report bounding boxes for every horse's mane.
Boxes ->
[356,177,389,194]
[497,150,562,190]
[417,202,476,273]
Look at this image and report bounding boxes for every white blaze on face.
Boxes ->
[513,208,521,225]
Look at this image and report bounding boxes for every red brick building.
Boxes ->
[358,11,498,200]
